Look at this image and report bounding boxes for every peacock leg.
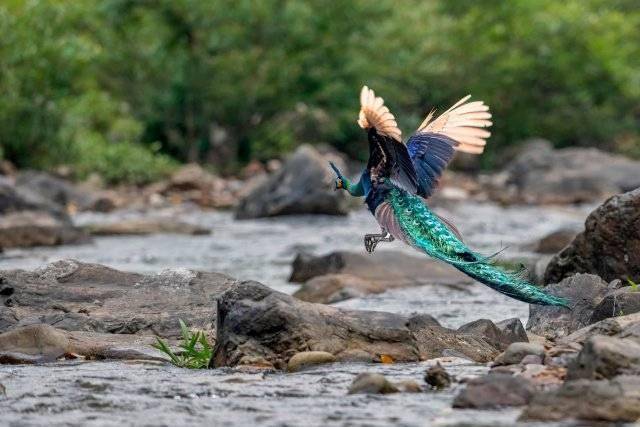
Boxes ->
[364,229,395,253]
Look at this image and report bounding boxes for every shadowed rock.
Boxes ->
[568,335,640,380]
[545,188,640,284]
[590,288,640,323]
[521,376,640,422]
[211,281,500,368]
[424,362,451,389]
[457,318,527,351]
[0,260,237,338]
[452,373,535,409]
[527,274,609,339]
[235,145,350,219]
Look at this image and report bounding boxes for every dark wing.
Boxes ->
[358,86,417,193]
[407,95,492,198]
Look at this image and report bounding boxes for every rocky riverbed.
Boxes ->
[0,196,602,426]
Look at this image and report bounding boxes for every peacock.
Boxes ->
[330,86,569,307]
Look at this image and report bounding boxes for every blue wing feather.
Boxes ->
[406,132,458,198]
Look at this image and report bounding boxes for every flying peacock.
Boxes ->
[330,86,569,307]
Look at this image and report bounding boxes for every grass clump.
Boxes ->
[152,320,213,369]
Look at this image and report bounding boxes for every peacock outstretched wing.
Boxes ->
[407,96,492,199]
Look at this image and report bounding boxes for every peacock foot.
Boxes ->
[364,232,394,254]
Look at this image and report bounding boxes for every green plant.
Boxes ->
[628,278,638,292]
[152,320,213,369]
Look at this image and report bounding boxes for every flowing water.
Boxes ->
[0,201,593,426]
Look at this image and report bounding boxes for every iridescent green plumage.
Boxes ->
[387,188,569,307]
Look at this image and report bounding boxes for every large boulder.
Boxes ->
[568,335,640,380]
[545,188,640,284]
[527,274,609,340]
[492,140,640,204]
[0,178,89,248]
[0,260,236,338]
[211,281,501,368]
[521,376,640,422]
[234,145,350,219]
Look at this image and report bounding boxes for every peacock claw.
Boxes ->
[364,231,394,254]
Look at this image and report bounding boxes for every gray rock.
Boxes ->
[561,311,640,345]
[494,342,545,365]
[424,362,451,389]
[520,354,543,365]
[0,324,163,364]
[545,188,640,284]
[293,274,373,304]
[0,260,236,338]
[0,179,89,248]
[457,319,521,351]
[521,376,640,422]
[532,228,578,254]
[14,170,95,212]
[348,373,398,395]
[289,250,470,286]
[452,373,535,408]
[590,288,640,323]
[493,140,640,205]
[235,145,350,218]
[527,274,609,339]
[495,318,528,344]
[211,281,501,368]
[569,335,640,380]
[84,218,210,236]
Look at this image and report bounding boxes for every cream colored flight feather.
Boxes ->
[417,95,492,154]
[357,86,402,142]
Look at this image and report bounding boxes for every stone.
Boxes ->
[452,373,535,409]
[457,319,524,351]
[14,170,95,213]
[235,145,350,218]
[491,140,640,205]
[211,281,501,368]
[293,274,374,303]
[84,218,210,236]
[526,274,609,340]
[493,342,545,366]
[348,373,398,395]
[424,362,451,389]
[532,228,578,254]
[495,318,528,344]
[521,376,640,422]
[0,260,237,338]
[520,355,543,365]
[590,288,640,323]
[568,335,640,380]
[289,250,470,286]
[545,188,640,284]
[0,324,162,364]
[560,312,640,345]
[287,351,336,372]
[395,380,422,393]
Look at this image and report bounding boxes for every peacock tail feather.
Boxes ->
[386,187,570,307]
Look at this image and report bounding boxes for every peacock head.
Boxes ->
[329,161,346,191]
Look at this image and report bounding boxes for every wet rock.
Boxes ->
[0,260,236,338]
[520,355,543,365]
[495,318,528,344]
[395,380,422,393]
[211,281,500,368]
[287,351,336,372]
[521,376,640,422]
[568,335,640,380]
[590,288,640,323]
[293,274,373,303]
[235,145,350,219]
[457,319,525,351]
[545,188,640,284]
[424,362,451,389]
[493,342,545,366]
[492,140,640,204]
[527,274,609,340]
[289,250,470,286]
[531,228,578,254]
[84,218,210,236]
[348,373,399,395]
[0,324,164,364]
[452,373,535,409]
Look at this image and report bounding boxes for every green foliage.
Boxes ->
[152,320,213,369]
[628,278,638,292]
[0,0,638,176]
